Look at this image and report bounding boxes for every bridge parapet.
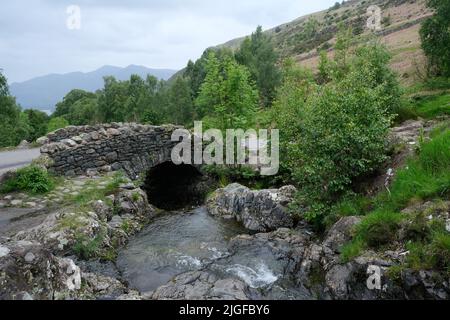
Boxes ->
[39,123,182,179]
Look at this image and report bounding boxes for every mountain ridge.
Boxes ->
[10,65,177,112]
[170,0,430,87]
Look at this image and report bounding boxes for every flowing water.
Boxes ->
[117,207,309,299]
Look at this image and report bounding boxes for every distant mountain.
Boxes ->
[10,65,177,113]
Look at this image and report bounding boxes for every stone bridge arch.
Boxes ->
[40,123,185,180]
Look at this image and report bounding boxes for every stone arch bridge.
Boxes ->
[39,123,183,179]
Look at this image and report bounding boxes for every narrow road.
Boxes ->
[0,148,41,175]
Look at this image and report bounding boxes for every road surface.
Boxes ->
[0,148,41,175]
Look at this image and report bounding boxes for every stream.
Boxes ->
[117,207,310,299]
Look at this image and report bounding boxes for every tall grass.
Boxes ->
[415,94,450,119]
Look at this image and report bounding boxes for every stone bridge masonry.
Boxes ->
[39,123,183,179]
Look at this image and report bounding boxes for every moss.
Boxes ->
[307,264,326,288]
[99,248,118,262]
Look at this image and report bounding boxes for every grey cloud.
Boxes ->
[1,0,337,83]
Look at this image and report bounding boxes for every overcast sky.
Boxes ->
[1,0,337,83]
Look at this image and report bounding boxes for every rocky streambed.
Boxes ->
[0,172,449,300]
[116,206,310,299]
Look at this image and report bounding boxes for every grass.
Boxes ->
[58,171,129,261]
[63,171,128,210]
[334,194,373,217]
[341,129,450,265]
[414,94,450,119]
[406,77,450,96]
[0,165,55,194]
[73,233,106,260]
[121,220,133,234]
[57,212,90,231]
[406,226,450,276]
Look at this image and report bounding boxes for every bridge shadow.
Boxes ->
[142,162,205,211]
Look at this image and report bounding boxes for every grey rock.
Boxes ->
[105,152,118,162]
[92,200,113,222]
[152,271,250,300]
[36,136,49,146]
[322,216,362,254]
[114,188,155,218]
[0,241,82,300]
[82,272,125,297]
[206,183,296,232]
[24,252,36,263]
[108,216,123,229]
[0,245,10,258]
[17,140,31,149]
[86,169,99,177]
[119,183,135,190]
[11,200,23,206]
[61,139,78,148]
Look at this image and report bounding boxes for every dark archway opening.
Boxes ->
[143,162,204,211]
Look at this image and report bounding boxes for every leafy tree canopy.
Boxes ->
[420,0,450,76]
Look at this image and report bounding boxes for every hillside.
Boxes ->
[10,65,177,113]
[217,0,431,86]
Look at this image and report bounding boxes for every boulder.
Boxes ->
[114,188,155,218]
[81,272,126,298]
[17,140,31,149]
[206,183,296,232]
[92,200,113,222]
[152,271,250,300]
[0,241,82,300]
[14,211,104,255]
[36,136,49,146]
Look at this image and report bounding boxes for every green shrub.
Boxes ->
[47,117,69,133]
[394,104,418,124]
[429,232,450,272]
[1,166,54,194]
[274,42,400,225]
[204,164,273,189]
[294,70,393,223]
[420,0,450,77]
[340,210,402,260]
